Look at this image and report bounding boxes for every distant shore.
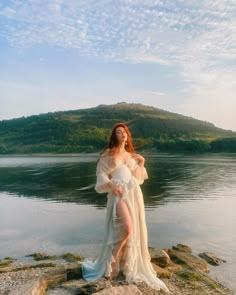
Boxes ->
[1,151,236,157]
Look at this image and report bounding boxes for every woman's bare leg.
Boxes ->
[109,199,132,279]
[120,242,128,272]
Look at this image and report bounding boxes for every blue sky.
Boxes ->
[0,0,235,131]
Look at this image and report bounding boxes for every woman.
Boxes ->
[81,123,169,292]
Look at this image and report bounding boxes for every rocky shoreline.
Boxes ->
[0,244,234,295]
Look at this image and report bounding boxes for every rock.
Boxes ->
[0,259,14,268]
[167,246,210,273]
[198,252,226,266]
[46,276,112,295]
[61,253,83,263]
[94,284,142,295]
[175,269,232,294]
[151,263,171,279]
[46,288,73,295]
[0,267,55,295]
[9,278,43,295]
[26,253,58,261]
[1,247,234,295]
[9,266,67,295]
[149,247,171,267]
[66,263,83,280]
[172,244,192,253]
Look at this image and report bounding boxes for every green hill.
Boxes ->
[0,103,235,154]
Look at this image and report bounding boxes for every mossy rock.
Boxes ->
[4,257,16,261]
[167,248,210,272]
[26,252,59,261]
[0,260,13,268]
[11,262,56,272]
[61,253,82,262]
[172,244,192,253]
[176,270,232,293]
[176,270,202,282]
[25,252,83,263]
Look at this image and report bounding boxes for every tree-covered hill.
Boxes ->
[0,103,235,153]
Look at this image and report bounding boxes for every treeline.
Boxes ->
[154,137,236,153]
[0,103,235,154]
[0,137,236,154]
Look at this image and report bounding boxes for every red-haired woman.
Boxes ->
[81,123,169,293]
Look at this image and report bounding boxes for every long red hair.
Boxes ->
[99,123,135,157]
[107,123,134,153]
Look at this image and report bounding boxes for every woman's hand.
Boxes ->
[111,182,122,197]
[132,153,145,166]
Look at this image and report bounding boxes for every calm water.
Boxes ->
[0,154,235,291]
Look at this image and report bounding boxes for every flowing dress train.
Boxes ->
[81,154,169,293]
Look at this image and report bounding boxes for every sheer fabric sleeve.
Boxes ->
[131,163,148,185]
[95,154,113,194]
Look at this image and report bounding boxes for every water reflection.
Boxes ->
[0,161,103,206]
[0,154,236,291]
[0,154,235,208]
[145,154,236,205]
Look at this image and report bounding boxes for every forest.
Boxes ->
[0,103,235,154]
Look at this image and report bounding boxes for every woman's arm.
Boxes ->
[95,150,122,196]
[131,153,148,185]
[132,153,145,167]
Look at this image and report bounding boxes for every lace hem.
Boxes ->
[104,253,116,277]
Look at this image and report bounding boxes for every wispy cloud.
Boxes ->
[1,0,235,64]
[0,0,235,129]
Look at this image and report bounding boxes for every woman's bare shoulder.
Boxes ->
[101,148,112,157]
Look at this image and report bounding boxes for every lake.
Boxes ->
[0,153,235,291]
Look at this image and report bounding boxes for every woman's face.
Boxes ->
[115,127,128,144]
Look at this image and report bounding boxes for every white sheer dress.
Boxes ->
[81,154,169,293]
